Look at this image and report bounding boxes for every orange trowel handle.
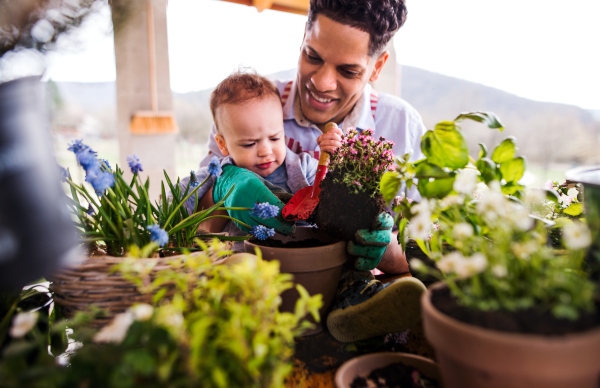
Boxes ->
[312,122,337,195]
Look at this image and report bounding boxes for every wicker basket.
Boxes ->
[49,240,233,327]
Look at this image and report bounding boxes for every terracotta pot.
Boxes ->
[422,282,600,388]
[335,352,441,388]
[245,227,347,336]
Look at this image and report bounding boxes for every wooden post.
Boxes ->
[111,0,176,200]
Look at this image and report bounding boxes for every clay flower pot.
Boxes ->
[335,352,442,388]
[244,227,347,336]
[422,282,600,388]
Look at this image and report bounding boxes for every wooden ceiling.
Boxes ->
[219,0,309,15]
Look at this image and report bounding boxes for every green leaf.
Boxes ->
[552,217,574,229]
[478,143,488,159]
[499,156,526,183]
[475,157,498,184]
[415,239,430,257]
[414,162,451,179]
[421,123,469,169]
[563,202,584,216]
[491,137,517,164]
[545,189,560,204]
[380,171,403,206]
[454,111,505,131]
[501,182,524,195]
[418,176,456,199]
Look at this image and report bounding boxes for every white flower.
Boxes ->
[407,214,431,240]
[567,187,579,199]
[545,180,555,190]
[454,253,488,278]
[559,195,572,206]
[453,223,474,240]
[511,241,538,260]
[410,259,425,272]
[9,311,38,338]
[507,203,533,231]
[131,304,153,321]
[437,251,464,274]
[491,264,508,278]
[563,222,592,250]
[453,168,479,195]
[472,182,490,200]
[440,194,464,208]
[476,190,507,222]
[410,200,432,218]
[93,312,134,344]
[488,180,502,192]
[524,189,546,205]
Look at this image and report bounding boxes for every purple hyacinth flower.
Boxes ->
[250,225,275,240]
[208,156,222,177]
[86,170,115,195]
[250,202,279,219]
[127,154,143,174]
[147,224,169,247]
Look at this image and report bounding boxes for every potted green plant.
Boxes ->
[0,244,322,387]
[50,140,272,324]
[381,112,600,387]
[313,128,395,241]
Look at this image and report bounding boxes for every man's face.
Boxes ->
[214,94,287,178]
[297,15,388,128]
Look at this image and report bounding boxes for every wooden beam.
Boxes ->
[219,0,309,15]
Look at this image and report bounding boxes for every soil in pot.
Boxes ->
[249,238,327,248]
[314,169,387,241]
[350,362,441,388]
[431,286,600,335]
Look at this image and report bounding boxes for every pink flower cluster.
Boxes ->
[330,128,395,195]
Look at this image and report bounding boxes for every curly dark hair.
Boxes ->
[307,0,407,56]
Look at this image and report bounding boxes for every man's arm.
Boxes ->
[376,231,409,274]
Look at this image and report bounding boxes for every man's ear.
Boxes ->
[369,51,390,83]
[215,133,230,157]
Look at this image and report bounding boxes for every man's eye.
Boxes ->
[341,69,359,77]
[306,53,321,62]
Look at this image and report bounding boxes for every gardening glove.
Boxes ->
[213,164,295,235]
[347,212,394,271]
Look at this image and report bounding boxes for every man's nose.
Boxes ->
[311,64,336,92]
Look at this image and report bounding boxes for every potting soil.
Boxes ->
[432,286,600,335]
[349,361,441,388]
[249,238,328,248]
[314,170,387,241]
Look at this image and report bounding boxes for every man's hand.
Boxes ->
[317,125,343,154]
[347,213,394,271]
[213,165,295,235]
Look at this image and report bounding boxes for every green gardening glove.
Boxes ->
[213,164,295,235]
[347,212,394,271]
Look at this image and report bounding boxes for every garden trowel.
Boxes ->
[282,122,337,221]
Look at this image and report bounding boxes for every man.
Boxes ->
[199,0,427,342]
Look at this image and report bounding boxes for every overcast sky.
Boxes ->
[44,0,600,110]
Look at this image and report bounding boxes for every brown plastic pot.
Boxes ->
[422,282,600,388]
[245,227,347,336]
[335,352,442,388]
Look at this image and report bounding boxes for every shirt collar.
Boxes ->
[284,78,376,133]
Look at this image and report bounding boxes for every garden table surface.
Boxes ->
[286,272,436,388]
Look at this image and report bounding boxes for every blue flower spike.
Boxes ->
[251,225,276,240]
[86,170,115,195]
[100,159,112,171]
[147,224,169,247]
[59,165,70,182]
[86,204,95,215]
[189,170,199,188]
[250,202,279,219]
[208,156,222,177]
[127,154,143,174]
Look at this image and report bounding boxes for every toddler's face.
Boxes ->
[214,94,286,177]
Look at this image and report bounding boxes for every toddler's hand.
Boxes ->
[317,126,343,154]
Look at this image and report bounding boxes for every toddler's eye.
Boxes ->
[241,143,255,148]
[270,137,280,142]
